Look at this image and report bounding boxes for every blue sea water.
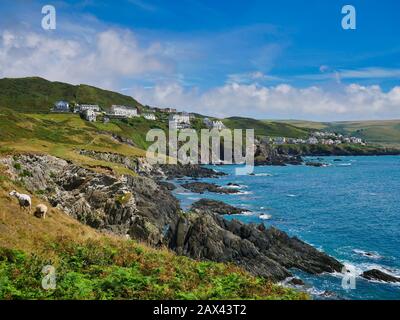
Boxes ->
[173,156,400,300]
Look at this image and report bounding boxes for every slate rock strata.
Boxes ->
[181,182,239,194]
[3,154,343,282]
[191,199,249,215]
[254,143,303,166]
[361,269,400,283]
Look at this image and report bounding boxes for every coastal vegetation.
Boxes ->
[0,170,306,300]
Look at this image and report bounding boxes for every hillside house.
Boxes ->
[82,109,96,122]
[307,137,319,145]
[351,137,363,144]
[110,105,138,118]
[203,118,225,130]
[52,101,70,112]
[169,113,190,124]
[213,121,225,130]
[143,113,156,121]
[164,107,177,113]
[74,104,100,113]
[273,137,286,145]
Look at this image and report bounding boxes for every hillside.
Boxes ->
[0,167,305,300]
[223,117,311,138]
[0,77,142,113]
[0,105,307,300]
[278,120,400,147]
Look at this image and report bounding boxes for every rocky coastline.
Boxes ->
[2,152,346,284]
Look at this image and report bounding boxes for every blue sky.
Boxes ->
[0,0,399,120]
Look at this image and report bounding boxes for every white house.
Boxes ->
[169,113,190,124]
[212,120,225,130]
[143,113,156,121]
[110,105,138,118]
[307,137,319,145]
[351,137,363,144]
[83,109,96,122]
[75,104,100,113]
[274,137,286,145]
[203,118,225,130]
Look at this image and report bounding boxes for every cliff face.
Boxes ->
[255,143,303,166]
[2,153,343,282]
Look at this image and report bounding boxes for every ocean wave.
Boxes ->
[254,173,273,176]
[225,184,247,190]
[259,214,272,220]
[233,211,254,217]
[337,163,352,167]
[235,190,253,195]
[187,197,201,201]
[353,249,383,260]
[286,194,297,197]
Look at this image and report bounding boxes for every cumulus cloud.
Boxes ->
[133,82,400,121]
[0,28,173,89]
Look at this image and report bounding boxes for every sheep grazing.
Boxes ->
[34,204,48,219]
[9,190,32,213]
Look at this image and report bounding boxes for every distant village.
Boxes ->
[51,100,365,146]
[261,131,365,146]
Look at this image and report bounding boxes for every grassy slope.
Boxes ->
[0,109,156,175]
[223,117,311,138]
[0,165,306,300]
[0,77,142,113]
[278,120,400,147]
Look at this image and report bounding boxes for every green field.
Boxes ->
[223,117,311,138]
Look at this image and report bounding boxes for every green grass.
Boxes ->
[0,171,307,301]
[0,108,148,175]
[0,244,306,300]
[0,77,142,113]
[223,117,311,138]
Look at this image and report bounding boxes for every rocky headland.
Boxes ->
[2,152,344,283]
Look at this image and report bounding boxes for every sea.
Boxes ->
[173,156,400,300]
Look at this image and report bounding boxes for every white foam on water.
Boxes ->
[259,214,272,220]
[353,249,383,260]
[236,190,253,195]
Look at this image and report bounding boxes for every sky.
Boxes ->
[0,0,399,120]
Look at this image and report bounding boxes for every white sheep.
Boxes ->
[9,190,32,213]
[34,204,48,219]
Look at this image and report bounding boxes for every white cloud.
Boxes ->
[300,67,400,82]
[133,82,400,121]
[0,28,173,89]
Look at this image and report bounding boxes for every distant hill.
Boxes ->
[0,77,142,113]
[278,120,400,147]
[223,117,311,138]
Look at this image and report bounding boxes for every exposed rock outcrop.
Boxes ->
[255,143,303,166]
[191,199,249,215]
[182,182,239,194]
[174,211,343,281]
[3,154,344,282]
[78,149,222,179]
[361,269,400,283]
[2,154,180,245]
